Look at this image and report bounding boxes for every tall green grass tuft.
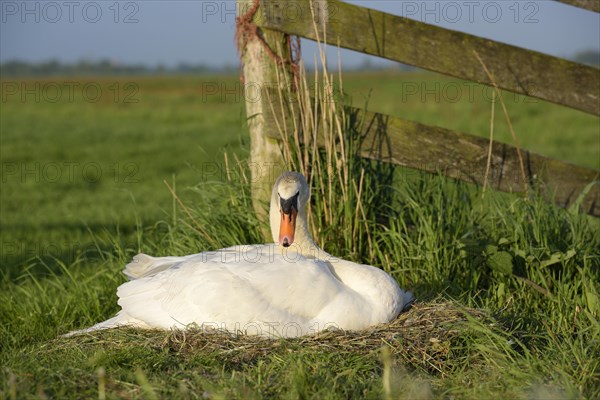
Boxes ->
[160,162,264,255]
[269,45,396,264]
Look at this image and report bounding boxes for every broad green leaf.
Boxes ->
[539,250,576,268]
[487,251,513,275]
[484,244,498,256]
[497,238,510,246]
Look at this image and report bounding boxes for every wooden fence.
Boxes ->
[236,0,599,222]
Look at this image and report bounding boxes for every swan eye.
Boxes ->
[280,191,300,214]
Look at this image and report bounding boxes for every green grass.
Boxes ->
[1,75,247,278]
[1,72,599,399]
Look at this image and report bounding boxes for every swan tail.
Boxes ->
[123,253,191,280]
[62,312,149,337]
[123,254,158,280]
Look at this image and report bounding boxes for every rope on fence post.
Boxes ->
[236,0,301,86]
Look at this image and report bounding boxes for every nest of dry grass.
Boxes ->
[56,300,492,377]
[130,300,490,376]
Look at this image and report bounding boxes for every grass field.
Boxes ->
[1,71,599,399]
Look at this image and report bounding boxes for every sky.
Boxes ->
[1,1,599,69]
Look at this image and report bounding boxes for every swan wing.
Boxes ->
[116,245,347,335]
[123,253,197,280]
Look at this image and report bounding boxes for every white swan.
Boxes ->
[67,172,413,338]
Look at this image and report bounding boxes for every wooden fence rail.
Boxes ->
[258,0,599,116]
[237,0,600,222]
[258,90,599,216]
[556,0,600,13]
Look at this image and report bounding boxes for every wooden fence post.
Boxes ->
[237,0,292,239]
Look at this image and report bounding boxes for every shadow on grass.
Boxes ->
[1,221,151,281]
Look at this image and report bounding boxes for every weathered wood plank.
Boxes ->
[262,100,599,216]
[350,110,599,216]
[258,0,600,116]
[238,0,291,239]
[555,0,600,13]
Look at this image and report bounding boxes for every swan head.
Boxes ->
[270,172,310,247]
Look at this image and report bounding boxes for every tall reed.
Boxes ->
[268,39,396,264]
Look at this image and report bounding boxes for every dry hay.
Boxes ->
[57,300,491,376]
[152,300,489,375]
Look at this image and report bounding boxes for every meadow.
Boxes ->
[1,70,598,399]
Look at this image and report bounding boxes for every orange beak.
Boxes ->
[279,208,297,247]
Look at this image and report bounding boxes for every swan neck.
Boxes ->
[290,209,319,255]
